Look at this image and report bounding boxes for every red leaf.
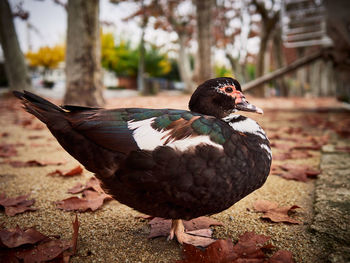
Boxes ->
[177,232,276,263]
[177,239,235,263]
[71,215,79,255]
[16,239,72,262]
[278,164,320,182]
[0,193,37,216]
[0,143,17,158]
[0,226,48,248]
[269,250,295,263]
[253,200,301,224]
[68,177,105,194]
[0,214,80,262]
[48,165,83,177]
[56,190,112,212]
[4,159,66,168]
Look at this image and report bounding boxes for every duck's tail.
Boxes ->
[13,90,65,125]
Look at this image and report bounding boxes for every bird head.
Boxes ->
[189,77,263,118]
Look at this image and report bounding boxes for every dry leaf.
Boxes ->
[0,215,80,262]
[279,164,320,182]
[56,190,112,212]
[0,193,37,216]
[0,226,48,248]
[48,165,83,177]
[68,177,105,194]
[269,250,295,263]
[176,232,279,263]
[16,238,72,262]
[253,200,301,224]
[3,159,66,168]
[0,143,17,158]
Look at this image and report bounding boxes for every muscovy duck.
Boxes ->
[14,77,271,246]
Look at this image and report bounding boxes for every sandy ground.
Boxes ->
[0,93,346,262]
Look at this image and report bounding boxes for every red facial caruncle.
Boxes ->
[218,85,244,104]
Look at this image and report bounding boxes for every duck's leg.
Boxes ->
[168,219,216,247]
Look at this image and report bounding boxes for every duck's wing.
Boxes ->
[65,107,229,155]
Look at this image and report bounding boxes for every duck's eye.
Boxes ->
[225,87,233,93]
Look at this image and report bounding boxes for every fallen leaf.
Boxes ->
[71,215,79,255]
[278,164,320,182]
[177,232,277,263]
[148,217,223,239]
[3,159,66,168]
[27,135,43,140]
[0,193,37,216]
[177,239,235,263]
[0,132,9,138]
[0,144,17,158]
[68,177,105,194]
[56,190,112,212]
[16,238,72,262]
[0,226,48,248]
[269,250,295,263]
[253,200,301,224]
[48,165,83,177]
[335,146,350,153]
[293,145,322,151]
[0,215,80,262]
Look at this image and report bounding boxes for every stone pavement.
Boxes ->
[312,143,350,263]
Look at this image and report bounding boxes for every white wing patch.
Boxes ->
[127,118,223,151]
[226,115,267,140]
[260,144,272,160]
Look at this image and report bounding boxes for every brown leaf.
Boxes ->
[4,159,66,168]
[0,226,48,248]
[48,165,83,177]
[68,177,105,194]
[16,239,72,262]
[278,164,320,182]
[269,250,295,263]
[0,193,37,216]
[56,190,112,212]
[148,217,223,239]
[0,132,9,138]
[1,214,80,262]
[177,232,274,263]
[177,239,235,263]
[0,143,17,158]
[71,215,79,255]
[253,200,301,224]
[27,135,43,140]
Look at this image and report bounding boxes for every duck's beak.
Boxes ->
[235,96,264,114]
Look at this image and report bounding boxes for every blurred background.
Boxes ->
[0,0,349,106]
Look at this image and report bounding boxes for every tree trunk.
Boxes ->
[194,0,213,84]
[0,0,31,91]
[138,22,146,94]
[177,33,195,93]
[272,29,288,96]
[64,0,105,106]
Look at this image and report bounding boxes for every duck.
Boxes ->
[14,77,271,246]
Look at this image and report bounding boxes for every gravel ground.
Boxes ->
[0,93,346,262]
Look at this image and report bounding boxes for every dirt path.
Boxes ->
[0,94,348,262]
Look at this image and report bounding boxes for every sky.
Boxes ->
[13,0,141,52]
[8,0,259,65]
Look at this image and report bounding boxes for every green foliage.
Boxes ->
[215,65,233,78]
[101,33,172,78]
[101,33,138,77]
[162,59,180,81]
[246,63,256,80]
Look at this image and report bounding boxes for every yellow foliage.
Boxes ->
[158,58,171,75]
[26,45,65,69]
